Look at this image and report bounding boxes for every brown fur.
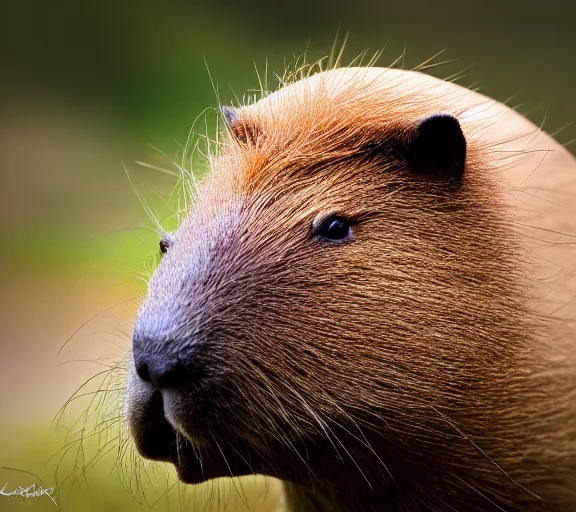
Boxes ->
[126,67,576,511]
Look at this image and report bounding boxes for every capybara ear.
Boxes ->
[221,105,260,145]
[403,114,466,179]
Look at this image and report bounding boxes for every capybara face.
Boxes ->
[125,68,576,511]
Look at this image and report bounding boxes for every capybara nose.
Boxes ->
[133,350,186,389]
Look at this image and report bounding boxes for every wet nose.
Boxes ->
[133,348,187,389]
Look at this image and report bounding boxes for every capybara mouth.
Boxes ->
[126,376,258,484]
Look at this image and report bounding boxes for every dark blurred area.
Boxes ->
[0,1,574,510]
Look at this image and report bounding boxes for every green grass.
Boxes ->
[1,424,283,512]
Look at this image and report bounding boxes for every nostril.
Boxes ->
[133,351,186,389]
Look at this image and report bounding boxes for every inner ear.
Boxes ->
[221,106,260,145]
[403,113,466,179]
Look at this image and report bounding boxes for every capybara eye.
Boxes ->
[159,233,174,255]
[313,215,353,242]
[159,232,176,255]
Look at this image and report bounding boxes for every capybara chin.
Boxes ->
[124,66,576,511]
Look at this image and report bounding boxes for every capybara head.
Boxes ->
[125,67,576,511]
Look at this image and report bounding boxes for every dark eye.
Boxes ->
[313,214,353,242]
[159,232,175,255]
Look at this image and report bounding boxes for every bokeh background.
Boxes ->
[1,1,575,510]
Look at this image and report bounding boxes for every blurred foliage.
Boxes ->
[2,0,575,147]
[0,427,282,511]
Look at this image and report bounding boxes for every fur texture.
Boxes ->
[126,67,576,511]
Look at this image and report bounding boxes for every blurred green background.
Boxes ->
[0,0,574,510]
